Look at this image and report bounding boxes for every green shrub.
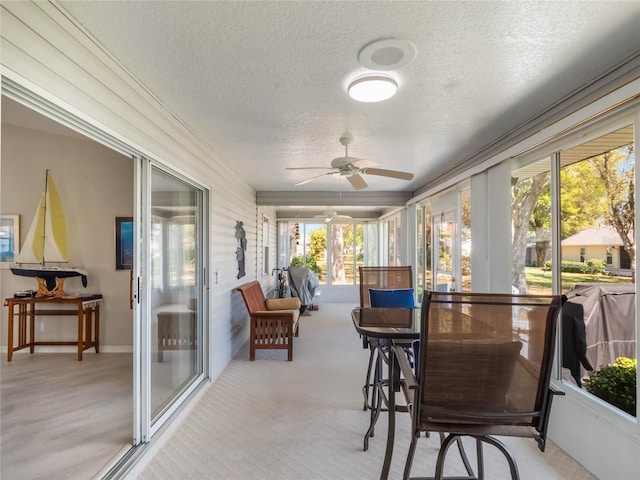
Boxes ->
[544,260,605,274]
[584,357,636,416]
[290,255,320,274]
[586,258,606,269]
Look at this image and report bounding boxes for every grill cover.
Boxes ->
[563,283,635,386]
[287,266,319,307]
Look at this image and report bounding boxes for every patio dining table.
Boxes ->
[352,307,420,480]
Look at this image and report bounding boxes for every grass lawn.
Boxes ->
[525,266,632,294]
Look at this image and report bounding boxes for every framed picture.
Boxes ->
[115,216,134,270]
[0,215,20,268]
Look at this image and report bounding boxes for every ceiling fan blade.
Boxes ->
[349,158,377,169]
[295,172,333,186]
[286,166,334,170]
[347,173,368,190]
[362,167,414,180]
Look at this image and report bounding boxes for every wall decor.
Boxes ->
[235,221,246,279]
[115,216,134,270]
[0,214,20,268]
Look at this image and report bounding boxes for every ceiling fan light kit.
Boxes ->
[347,75,398,103]
[286,38,416,188]
[315,211,353,223]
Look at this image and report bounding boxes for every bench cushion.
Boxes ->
[266,297,301,311]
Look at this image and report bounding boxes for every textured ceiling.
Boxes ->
[36,1,640,203]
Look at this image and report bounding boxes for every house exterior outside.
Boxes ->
[562,224,633,275]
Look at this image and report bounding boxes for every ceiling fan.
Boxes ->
[286,134,414,190]
[314,211,352,223]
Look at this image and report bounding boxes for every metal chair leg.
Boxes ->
[403,431,420,480]
[362,344,376,410]
[475,435,520,480]
[456,436,476,477]
[426,434,520,480]
[364,351,383,450]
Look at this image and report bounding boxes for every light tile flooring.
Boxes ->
[133,303,599,480]
[1,302,601,480]
[1,353,132,480]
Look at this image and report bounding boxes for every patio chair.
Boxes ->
[394,291,564,480]
[359,266,413,412]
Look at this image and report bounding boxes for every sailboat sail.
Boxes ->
[16,171,68,264]
[11,170,88,291]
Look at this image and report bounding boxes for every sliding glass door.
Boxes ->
[137,161,207,439]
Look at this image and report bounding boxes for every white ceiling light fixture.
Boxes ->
[348,75,398,103]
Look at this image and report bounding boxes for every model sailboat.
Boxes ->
[11,170,88,296]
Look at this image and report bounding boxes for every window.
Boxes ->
[362,222,379,266]
[460,188,472,292]
[289,222,327,284]
[280,219,369,285]
[512,121,636,416]
[385,213,403,266]
[167,218,196,287]
[151,216,163,289]
[558,124,635,414]
[435,210,455,292]
[511,156,552,294]
[151,215,197,290]
[262,215,270,275]
[330,223,364,285]
[416,207,423,297]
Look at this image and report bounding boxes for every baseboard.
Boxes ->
[0,345,133,354]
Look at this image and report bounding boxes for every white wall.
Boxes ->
[563,245,616,267]
[0,1,262,381]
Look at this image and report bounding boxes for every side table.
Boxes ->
[5,294,103,361]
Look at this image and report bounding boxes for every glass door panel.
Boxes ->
[417,203,432,302]
[511,156,552,294]
[460,189,472,292]
[149,167,204,424]
[330,223,363,285]
[291,222,326,284]
[435,210,456,292]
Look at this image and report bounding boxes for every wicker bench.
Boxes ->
[236,280,300,361]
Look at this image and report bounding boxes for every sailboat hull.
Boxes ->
[10,267,88,290]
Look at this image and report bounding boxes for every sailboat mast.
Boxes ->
[40,169,49,266]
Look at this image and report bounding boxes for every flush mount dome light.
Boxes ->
[348,75,398,103]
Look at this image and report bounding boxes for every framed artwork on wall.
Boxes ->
[0,215,20,268]
[115,216,133,270]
